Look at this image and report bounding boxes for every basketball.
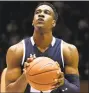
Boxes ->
[25,57,61,91]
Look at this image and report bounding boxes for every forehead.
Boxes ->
[36,5,54,13]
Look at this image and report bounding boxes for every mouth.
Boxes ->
[37,18,44,22]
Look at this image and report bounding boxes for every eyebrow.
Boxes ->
[35,9,41,12]
[35,9,52,14]
[45,9,51,13]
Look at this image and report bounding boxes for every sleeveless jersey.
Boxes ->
[21,36,64,93]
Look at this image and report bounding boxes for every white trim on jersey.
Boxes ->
[30,86,51,93]
[61,40,64,68]
[31,36,35,45]
[21,40,25,65]
[30,86,40,92]
[42,90,52,93]
[52,37,56,46]
[31,36,56,47]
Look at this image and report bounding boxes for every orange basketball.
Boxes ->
[25,57,61,91]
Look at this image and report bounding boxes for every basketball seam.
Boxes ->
[28,79,55,85]
[28,69,59,76]
[29,61,54,72]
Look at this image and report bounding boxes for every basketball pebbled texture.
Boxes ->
[26,57,60,91]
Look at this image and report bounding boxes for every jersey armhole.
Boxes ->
[61,40,64,69]
[21,40,25,66]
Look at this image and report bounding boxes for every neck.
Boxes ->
[33,28,53,49]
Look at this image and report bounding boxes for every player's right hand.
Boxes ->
[23,56,36,74]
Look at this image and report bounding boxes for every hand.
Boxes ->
[23,56,36,74]
[51,63,65,90]
[51,72,64,90]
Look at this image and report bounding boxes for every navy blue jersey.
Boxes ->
[21,36,64,93]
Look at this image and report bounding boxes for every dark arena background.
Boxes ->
[0,1,88,93]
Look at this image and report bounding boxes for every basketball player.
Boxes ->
[5,2,80,93]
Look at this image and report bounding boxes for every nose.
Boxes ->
[38,11,45,18]
[38,14,44,18]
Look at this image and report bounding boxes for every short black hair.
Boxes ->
[35,2,58,22]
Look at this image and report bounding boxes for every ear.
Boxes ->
[32,17,35,26]
[32,23,34,26]
[52,20,56,27]
[32,20,34,26]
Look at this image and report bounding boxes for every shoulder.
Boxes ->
[62,41,78,52]
[6,40,24,67]
[7,40,23,55]
[62,41,79,65]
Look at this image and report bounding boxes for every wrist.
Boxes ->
[22,72,28,84]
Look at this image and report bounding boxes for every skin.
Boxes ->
[5,4,79,92]
[1,68,7,92]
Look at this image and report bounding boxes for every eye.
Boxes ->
[44,10,51,15]
[35,10,41,14]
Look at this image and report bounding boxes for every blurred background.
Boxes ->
[0,1,88,93]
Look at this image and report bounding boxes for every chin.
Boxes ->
[36,24,45,28]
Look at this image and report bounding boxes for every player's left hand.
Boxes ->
[51,63,65,90]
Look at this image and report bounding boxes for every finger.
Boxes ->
[27,57,34,62]
[51,83,61,90]
[60,72,64,78]
[24,62,30,68]
[57,72,64,79]
[51,86,57,90]
[57,71,61,78]
[56,70,62,79]
[51,79,60,87]
[55,61,60,67]
[51,78,63,90]
[27,55,36,62]
[55,83,61,88]
[57,77,64,86]
[58,77,64,83]
[54,79,61,84]
[55,62,62,72]
[51,81,63,89]
[23,68,26,74]
[53,77,64,85]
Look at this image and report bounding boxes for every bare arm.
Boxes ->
[51,42,80,93]
[63,42,79,75]
[58,42,80,92]
[5,42,28,92]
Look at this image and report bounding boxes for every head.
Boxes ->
[32,2,58,31]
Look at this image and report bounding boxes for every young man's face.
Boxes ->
[32,5,56,29]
